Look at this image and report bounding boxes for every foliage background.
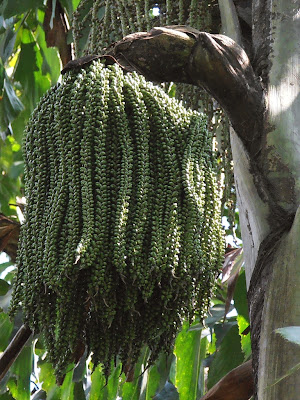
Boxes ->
[0,1,248,398]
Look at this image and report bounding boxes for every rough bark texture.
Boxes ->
[257,208,300,398]
[251,1,300,398]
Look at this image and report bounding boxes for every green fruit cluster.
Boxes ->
[10,61,223,381]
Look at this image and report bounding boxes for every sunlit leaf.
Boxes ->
[237,315,251,360]
[174,323,207,400]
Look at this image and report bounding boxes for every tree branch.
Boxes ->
[199,360,253,400]
[0,324,32,382]
[106,26,265,155]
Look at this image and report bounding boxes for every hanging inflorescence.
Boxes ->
[10,61,223,381]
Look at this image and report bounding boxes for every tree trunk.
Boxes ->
[249,1,300,398]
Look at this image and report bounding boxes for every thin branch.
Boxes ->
[0,325,32,382]
[199,360,254,400]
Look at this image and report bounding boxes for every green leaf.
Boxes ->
[233,270,249,322]
[0,29,16,62]
[0,279,10,295]
[207,325,244,389]
[0,391,15,399]
[0,312,13,351]
[237,314,251,359]
[8,345,32,400]
[2,0,43,19]
[214,320,237,348]
[72,382,86,400]
[60,367,75,400]
[141,353,174,400]
[90,362,122,400]
[38,361,58,394]
[275,326,300,346]
[3,76,24,120]
[174,323,207,400]
[122,347,150,400]
[89,366,106,400]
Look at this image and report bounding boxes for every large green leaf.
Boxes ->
[174,323,207,400]
[207,324,244,389]
[7,345,32,400]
